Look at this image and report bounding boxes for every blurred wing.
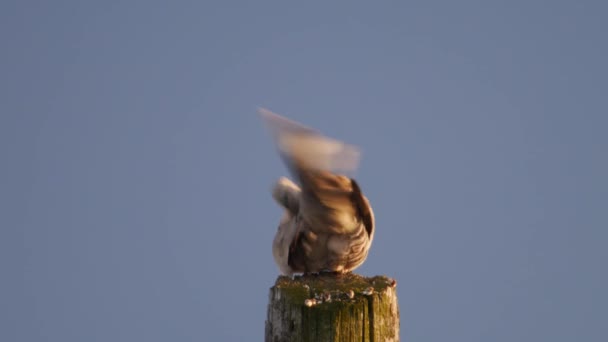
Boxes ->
[258,108,361,176]
[260,107,367,235]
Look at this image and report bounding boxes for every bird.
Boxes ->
[259,108,374,276]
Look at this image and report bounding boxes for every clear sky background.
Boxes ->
[1,1,607,341]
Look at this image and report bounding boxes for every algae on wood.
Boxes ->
[265,273,400,342]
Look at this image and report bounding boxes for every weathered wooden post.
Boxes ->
[265,273,400,341]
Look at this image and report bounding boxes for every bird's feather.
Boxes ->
[261,108,374,274]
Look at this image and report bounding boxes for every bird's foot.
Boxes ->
[319,269,349,277]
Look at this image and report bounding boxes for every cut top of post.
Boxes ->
[266,273,400,342]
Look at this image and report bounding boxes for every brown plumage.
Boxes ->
[260,108,374,275]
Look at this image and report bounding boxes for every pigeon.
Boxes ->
[259,108,374,276]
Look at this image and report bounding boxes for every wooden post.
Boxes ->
[265,273,400,342]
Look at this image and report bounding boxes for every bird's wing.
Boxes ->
[258,108,360,176]
[259,108,368,235]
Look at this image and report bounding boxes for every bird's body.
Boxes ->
[260,109,374,276]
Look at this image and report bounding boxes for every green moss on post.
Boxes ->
[265,273,400,342]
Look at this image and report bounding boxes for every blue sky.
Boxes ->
[1,1,607,341]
